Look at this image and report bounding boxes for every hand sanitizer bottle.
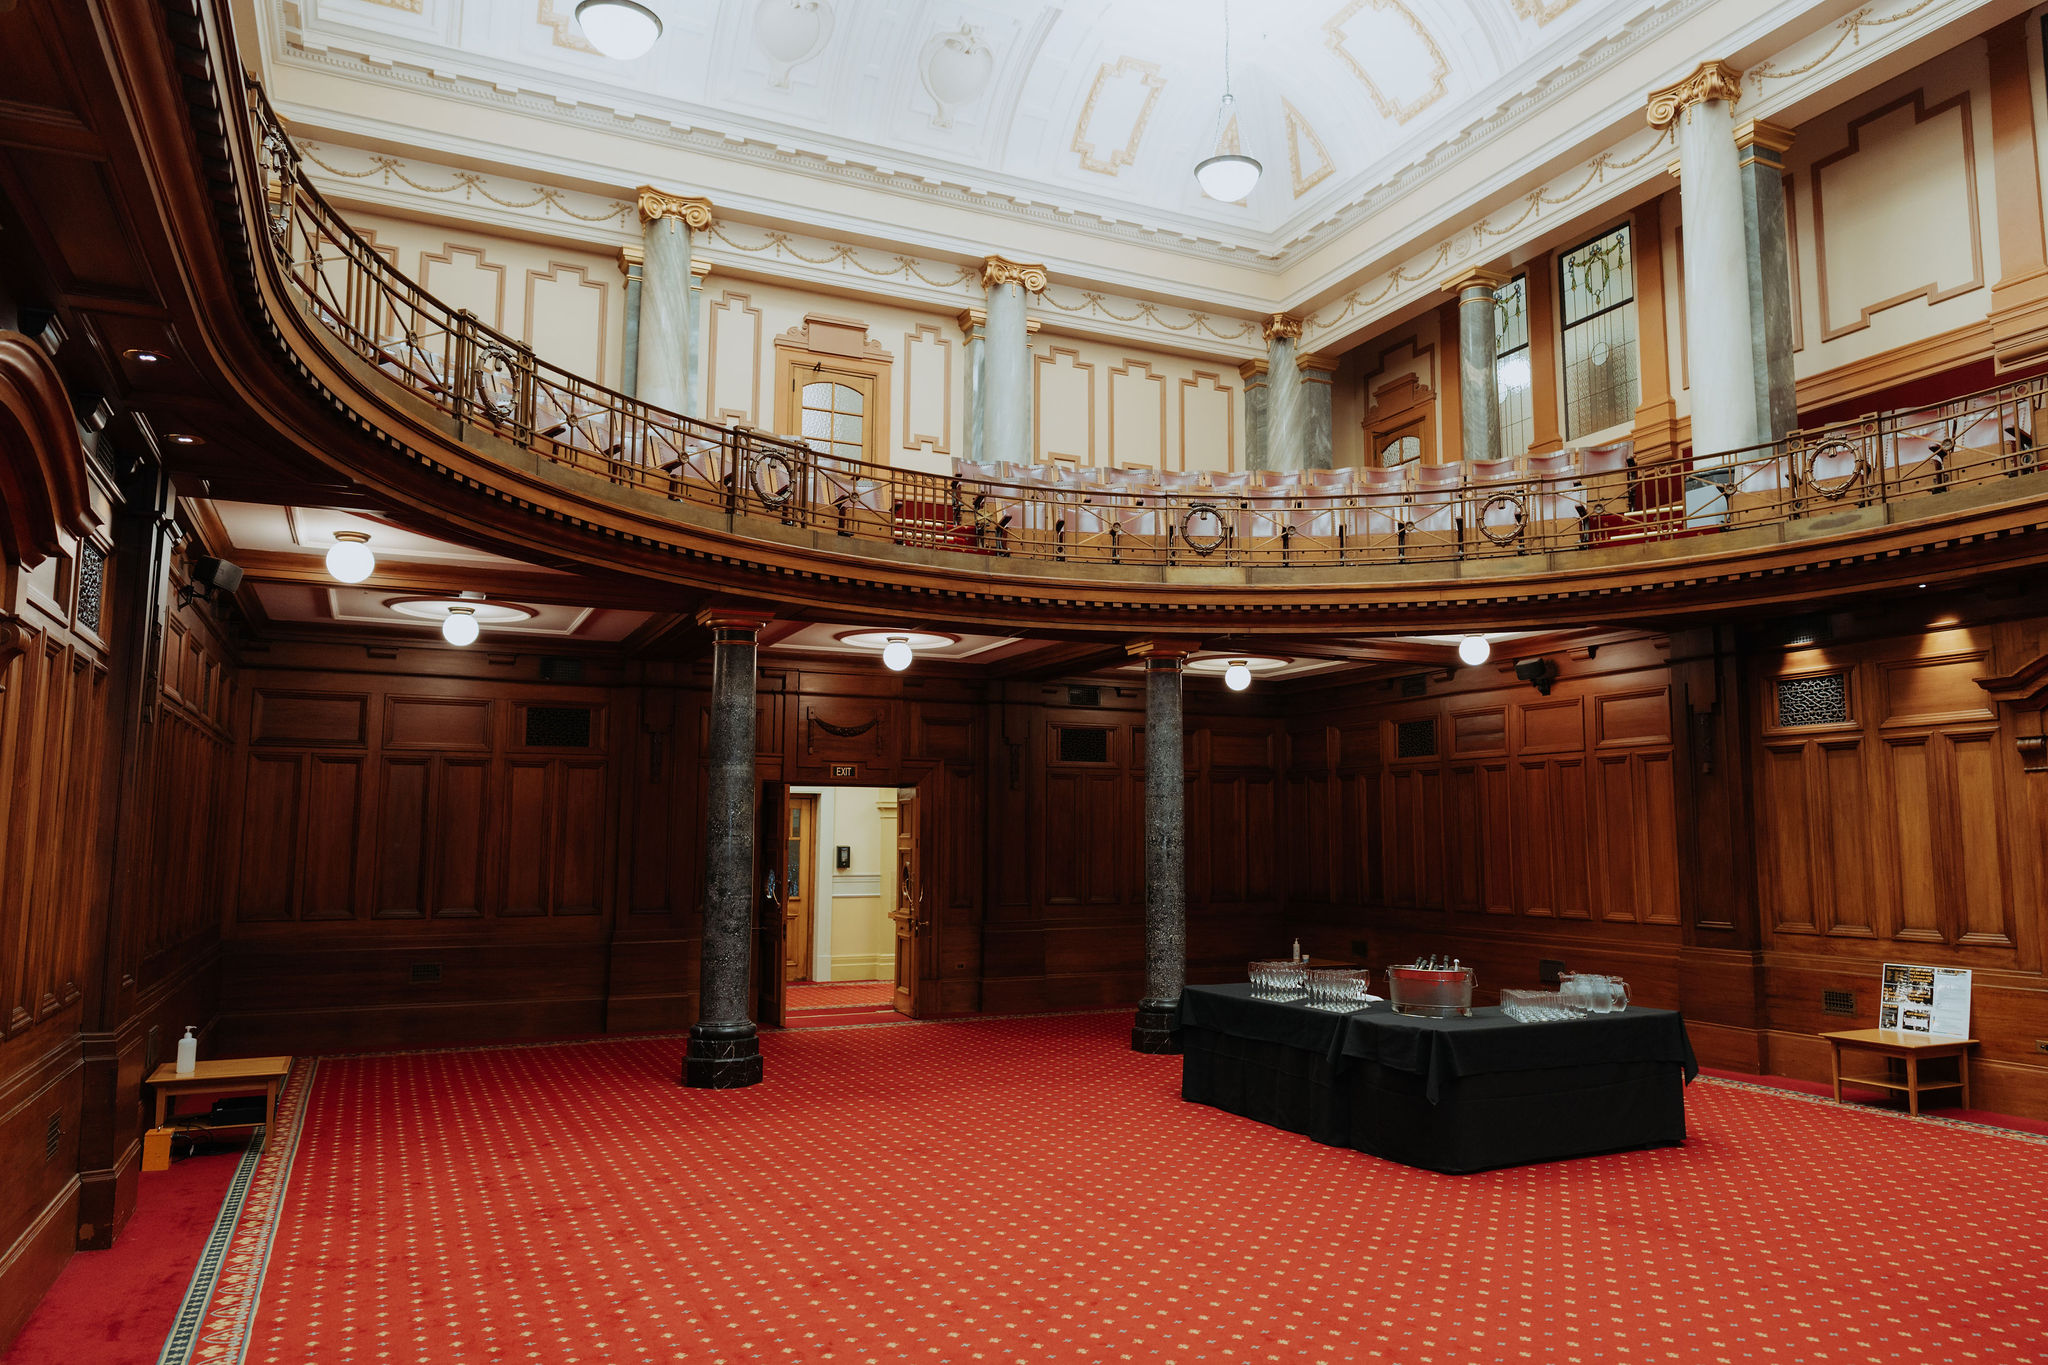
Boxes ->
[1292,938,1302,964]
[175,1026,197,1075]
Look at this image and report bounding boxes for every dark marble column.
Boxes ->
[617,246,643,400]
[1444,268,1508,464]
[1131,642,1195,1053]
[685,611,769,1088]
[1735,120,1798,444]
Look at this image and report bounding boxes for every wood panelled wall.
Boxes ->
[212,656,1297,1049]
[1288,613,2048,1117]
[0,450,235,1346]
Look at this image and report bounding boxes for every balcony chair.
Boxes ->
[1405,463,1466,558]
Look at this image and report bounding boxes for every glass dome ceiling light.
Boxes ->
[576,0,662,60]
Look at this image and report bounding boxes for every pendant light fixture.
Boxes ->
[1194,2,1260,202]
[325,531,375,584]
[576,0,662,60]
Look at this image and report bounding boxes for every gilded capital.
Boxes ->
[956,307,987,335]
[637,186,715,229]
[1442,267,1510,296]
[1645,61,1743,129]
[1262,313,1305,343]
[1734,119,1796,155]
[982,256,1049,294]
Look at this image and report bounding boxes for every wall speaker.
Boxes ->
[1514,657,1558,696]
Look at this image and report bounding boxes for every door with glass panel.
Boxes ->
[783,795,817,982]
[800,375,872,463]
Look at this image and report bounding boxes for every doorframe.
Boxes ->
[783,792,820,983]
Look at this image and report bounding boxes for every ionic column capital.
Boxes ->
[1262,313,1304,343]
[1646,61,1743,129]
[637,186,715,229]
[1442,267,1510,297]
[982,256,1049,293]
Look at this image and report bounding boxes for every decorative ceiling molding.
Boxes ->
[1282,99,1336,198]
[1322,0,1452,126]
[536,0,598,54]
[1070,57,1167,177]
[1510,0,1582,25]
[296,140,1266,359]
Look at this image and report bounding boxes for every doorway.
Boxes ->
[777,786,906,1021]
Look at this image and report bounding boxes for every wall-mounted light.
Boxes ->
[325,531,375,584]
[441,606,480,647]
[1458,634,1491,666]
[576,0,661,59]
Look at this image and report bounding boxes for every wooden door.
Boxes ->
[891,785,921,1017]
[753,781,788,1029]
[783,795,817,981]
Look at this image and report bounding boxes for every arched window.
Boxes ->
[1379,432,1422,467]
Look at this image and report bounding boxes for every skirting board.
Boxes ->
[831,955,893,980]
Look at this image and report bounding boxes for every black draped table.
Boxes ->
[1179,983,1698,1173]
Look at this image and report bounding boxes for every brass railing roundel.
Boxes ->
[243,82,2047,575]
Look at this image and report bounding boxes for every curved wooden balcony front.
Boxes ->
[158,12,2048,632]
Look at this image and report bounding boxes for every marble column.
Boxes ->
[1260,314,1305,472]
[1649,64,1761,461]
[634,187,713,416]
[1129,641,1196,1054]
[1297,352,1336,471]
[617,247,643,399]
[1444,269,1508,464]
[685,609,771,1089]
[981,257,1047,468]
[1239,359,1270,470]
[687,259,710,419]
[957,308,988,465]
[1736,121,1798,443]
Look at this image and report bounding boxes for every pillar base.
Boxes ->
[682,1022,763,1088]
[1130,998,1182,1054]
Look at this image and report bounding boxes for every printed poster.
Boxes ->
[1878,962,1971,1037]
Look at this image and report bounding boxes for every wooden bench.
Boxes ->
[1821,1029,1976,1116]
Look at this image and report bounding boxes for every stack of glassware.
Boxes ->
[1499,988,1579,1023]
[1248,959,1308,998]
[1559,973,1630,1013]
[1303,968,1375,1011]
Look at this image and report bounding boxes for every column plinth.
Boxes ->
[685,609,770,1089]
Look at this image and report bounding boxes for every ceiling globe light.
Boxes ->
[1458,634,1491,666]
[576,0,661,59]
[1196,150,1262,202]
[882,636,913,672]
[325,531,374,584]
[441,606,480,647]
[1224,660,1252,692]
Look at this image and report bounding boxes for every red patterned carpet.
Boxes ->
[785,978,895,1010]
[130,1012,2042,1365]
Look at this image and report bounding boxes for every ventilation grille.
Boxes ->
[525,705,592,747]
[410,963,442,984]
[44,1113,61,1162]
[1395,718,1437,759]
[1057,726,1110,763]
[1399,674,1428,698]
[1777,674,1849,728]
[1066,685,1101,707]
[76,543,105,634]
[1778,614,1835,648]
[1821,989,1856,1017]
[538,657,585,683]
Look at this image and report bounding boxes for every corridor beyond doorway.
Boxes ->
[782,787,903,1014]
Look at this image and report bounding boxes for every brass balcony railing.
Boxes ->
[246,82,2047,572]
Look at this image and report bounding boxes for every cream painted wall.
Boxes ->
[793,786,899,983]
[1333,311,1446,467]
[1030,332,1245,473]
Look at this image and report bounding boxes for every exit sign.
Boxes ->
[830,764,858,778]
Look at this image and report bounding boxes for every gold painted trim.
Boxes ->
[1071,57,1167,176]
[1282,98,1335,198]
[636,187,714,230]
[1263,314,1305,343]
[1646,61,1743,129]
[982,257,1049,294]
[1323,0,1451,126]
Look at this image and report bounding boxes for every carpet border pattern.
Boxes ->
[155,1058,319,1365]
[1696,1073,2048,1146]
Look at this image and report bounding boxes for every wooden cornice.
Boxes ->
[0,330,93,568]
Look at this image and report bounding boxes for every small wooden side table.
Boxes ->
[147,1056,293,1138]
[1820,1030,1976,1116]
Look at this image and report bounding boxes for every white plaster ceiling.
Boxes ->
[265,0,1712,259]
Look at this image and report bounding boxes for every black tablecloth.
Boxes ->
[1179,983,1697,1173]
